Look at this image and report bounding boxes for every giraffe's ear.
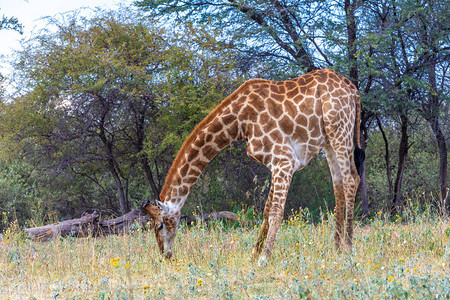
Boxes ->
[141,200,151,212]
[156,200,170,214]
[141,200,161,218]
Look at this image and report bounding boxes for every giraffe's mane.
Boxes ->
[159,78,269,201]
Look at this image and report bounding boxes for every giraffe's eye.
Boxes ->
[157,223,164,231]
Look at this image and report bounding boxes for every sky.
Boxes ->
[0,0,134,77]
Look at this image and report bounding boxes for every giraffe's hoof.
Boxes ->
[257,254,270,267]
[257,257,268,267]
[343,242,352,253]
[251,248,260,262]
[334,243,341,251]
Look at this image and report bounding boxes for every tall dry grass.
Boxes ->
[0,208,449,299]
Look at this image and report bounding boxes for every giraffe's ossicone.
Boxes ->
[143,69,364,264]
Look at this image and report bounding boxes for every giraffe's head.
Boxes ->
[142,200,180,259]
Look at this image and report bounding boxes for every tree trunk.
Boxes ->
[142,155,161,200]
[425,58,448,214]
[392,114,408,211]
[345,0,369,216]
[428,115,448,214]
[131,98,161,200]
[109,163,129,214]
[359,156,368,215]
[345,0,358,85]
[376,116,393,198]
[99,111,130,214]
[358,109,371,216]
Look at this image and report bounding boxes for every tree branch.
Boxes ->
[227,0,316,71]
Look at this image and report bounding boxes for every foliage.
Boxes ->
[1,8,246,218]
[365,122,442,212]
[135,0,343,74]
[0,0,448,226]
[10,9,183,214]
[0,161,36,227]
[0,12,22,34]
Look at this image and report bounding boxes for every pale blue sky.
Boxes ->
[0,0,134,76]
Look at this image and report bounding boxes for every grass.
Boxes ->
[0,209,449,299]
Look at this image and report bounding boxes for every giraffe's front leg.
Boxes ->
[258,208,284,266]
[256,167,293,266]
[251,218,269,261]
[251,182,274,261]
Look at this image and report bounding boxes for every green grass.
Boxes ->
[0,211,449,299]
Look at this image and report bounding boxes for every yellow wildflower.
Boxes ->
[110,257,120,266]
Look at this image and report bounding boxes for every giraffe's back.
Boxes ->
[238,69,359,171]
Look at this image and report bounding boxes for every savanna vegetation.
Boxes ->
[0,208,448,298]
[0,0,449,298]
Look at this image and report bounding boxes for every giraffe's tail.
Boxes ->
[353,91,365,176]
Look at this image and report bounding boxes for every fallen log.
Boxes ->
[24,209,239,241]
[24,211,103,242]
[99,209,151,236]
[181,211,239,225]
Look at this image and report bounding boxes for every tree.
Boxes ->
[12,10,179,214]
[357,0,449,212]
[413,0,449,212]
[135,0,326,73]
[0,12,22,33]
[4,9,245,217]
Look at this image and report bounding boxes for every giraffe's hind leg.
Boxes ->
[344,153,360,248]
[322,93,360,250]
[251,181,274,261]
[326,141,359,251]
[323,144,345,249]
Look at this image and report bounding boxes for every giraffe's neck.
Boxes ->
[159,91,247,212]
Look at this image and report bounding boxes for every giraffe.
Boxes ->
[142,68,365,264]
